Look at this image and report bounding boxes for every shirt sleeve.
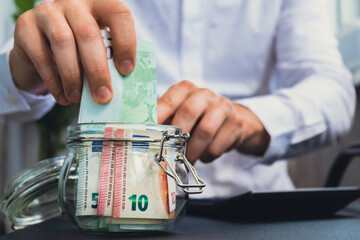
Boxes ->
[236,0,356,164]
[0,39,55,123]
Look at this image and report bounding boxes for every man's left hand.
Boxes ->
[157,81,271,164]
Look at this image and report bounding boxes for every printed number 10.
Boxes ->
[129,194,148,211]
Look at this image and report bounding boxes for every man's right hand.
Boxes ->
[9,0,137,105]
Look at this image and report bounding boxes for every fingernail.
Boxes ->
[96,86,112,103]
[69,89,81,102]
[119,60,133,75]
[58,94,69,106]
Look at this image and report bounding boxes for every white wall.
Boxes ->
[339,0,360,27]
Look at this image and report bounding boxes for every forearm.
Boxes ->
[237,72,355,164]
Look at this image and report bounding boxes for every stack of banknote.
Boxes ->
[76,30,176,224]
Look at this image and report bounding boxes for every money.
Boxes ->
[76,126,177,221]
[78,30,157,124]
[109,129,176,220]
[112,128,127,218]
[76,30,176,223]
[96,127,116,216]
[76,141,102,216]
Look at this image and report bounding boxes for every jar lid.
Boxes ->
[0,156,64,229]
[67,123,181,144]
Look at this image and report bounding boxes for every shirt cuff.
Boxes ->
[0,39,55,122]
[0,39,30,114]
[236,95,296,165]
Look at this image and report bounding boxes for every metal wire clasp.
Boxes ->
[154,131,206,194]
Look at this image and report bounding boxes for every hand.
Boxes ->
[158,81,270,164]
[9,0,137,105]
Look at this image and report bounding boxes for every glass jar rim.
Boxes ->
[0,156,64,229]
[67,123,182,144]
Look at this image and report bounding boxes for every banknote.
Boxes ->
[76,141,102,216]
[112,128,127,218]
[78,30,157,124]
[104,128,165,225]
[96,127,116,216]
[109,129,176,220]
[77,126,177,221]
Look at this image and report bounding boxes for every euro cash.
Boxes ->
[108,128,176,220]
[75,126,177,222]
[78,30,157,124]
[96,127,116,217]
[76,140,102,216]
[75,30,176,223]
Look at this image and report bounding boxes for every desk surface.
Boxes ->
[2,204,360,240]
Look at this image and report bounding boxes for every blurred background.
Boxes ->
[1,0,360,234]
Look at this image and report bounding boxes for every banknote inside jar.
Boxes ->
[60,123,188,231]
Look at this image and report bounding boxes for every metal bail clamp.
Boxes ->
[154,131,206,194]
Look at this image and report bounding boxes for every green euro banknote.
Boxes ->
[78,30,157,124]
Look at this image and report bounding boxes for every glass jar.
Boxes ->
[0,123,205,233]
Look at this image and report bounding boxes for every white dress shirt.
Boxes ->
[0,0,355,198]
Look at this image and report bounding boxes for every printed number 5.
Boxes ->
[92,193,98,208]
[129,194,148,212]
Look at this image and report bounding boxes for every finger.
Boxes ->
[199,103,240,162]
[170,91,209,134]
[35,2,81,103]
[15,10,69,105]
[157,80,198,124]
[92,0,137,75]
[162,115,173,126]
[187,100,231,164]
[200,118,239,163]
[64,5,112,104]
